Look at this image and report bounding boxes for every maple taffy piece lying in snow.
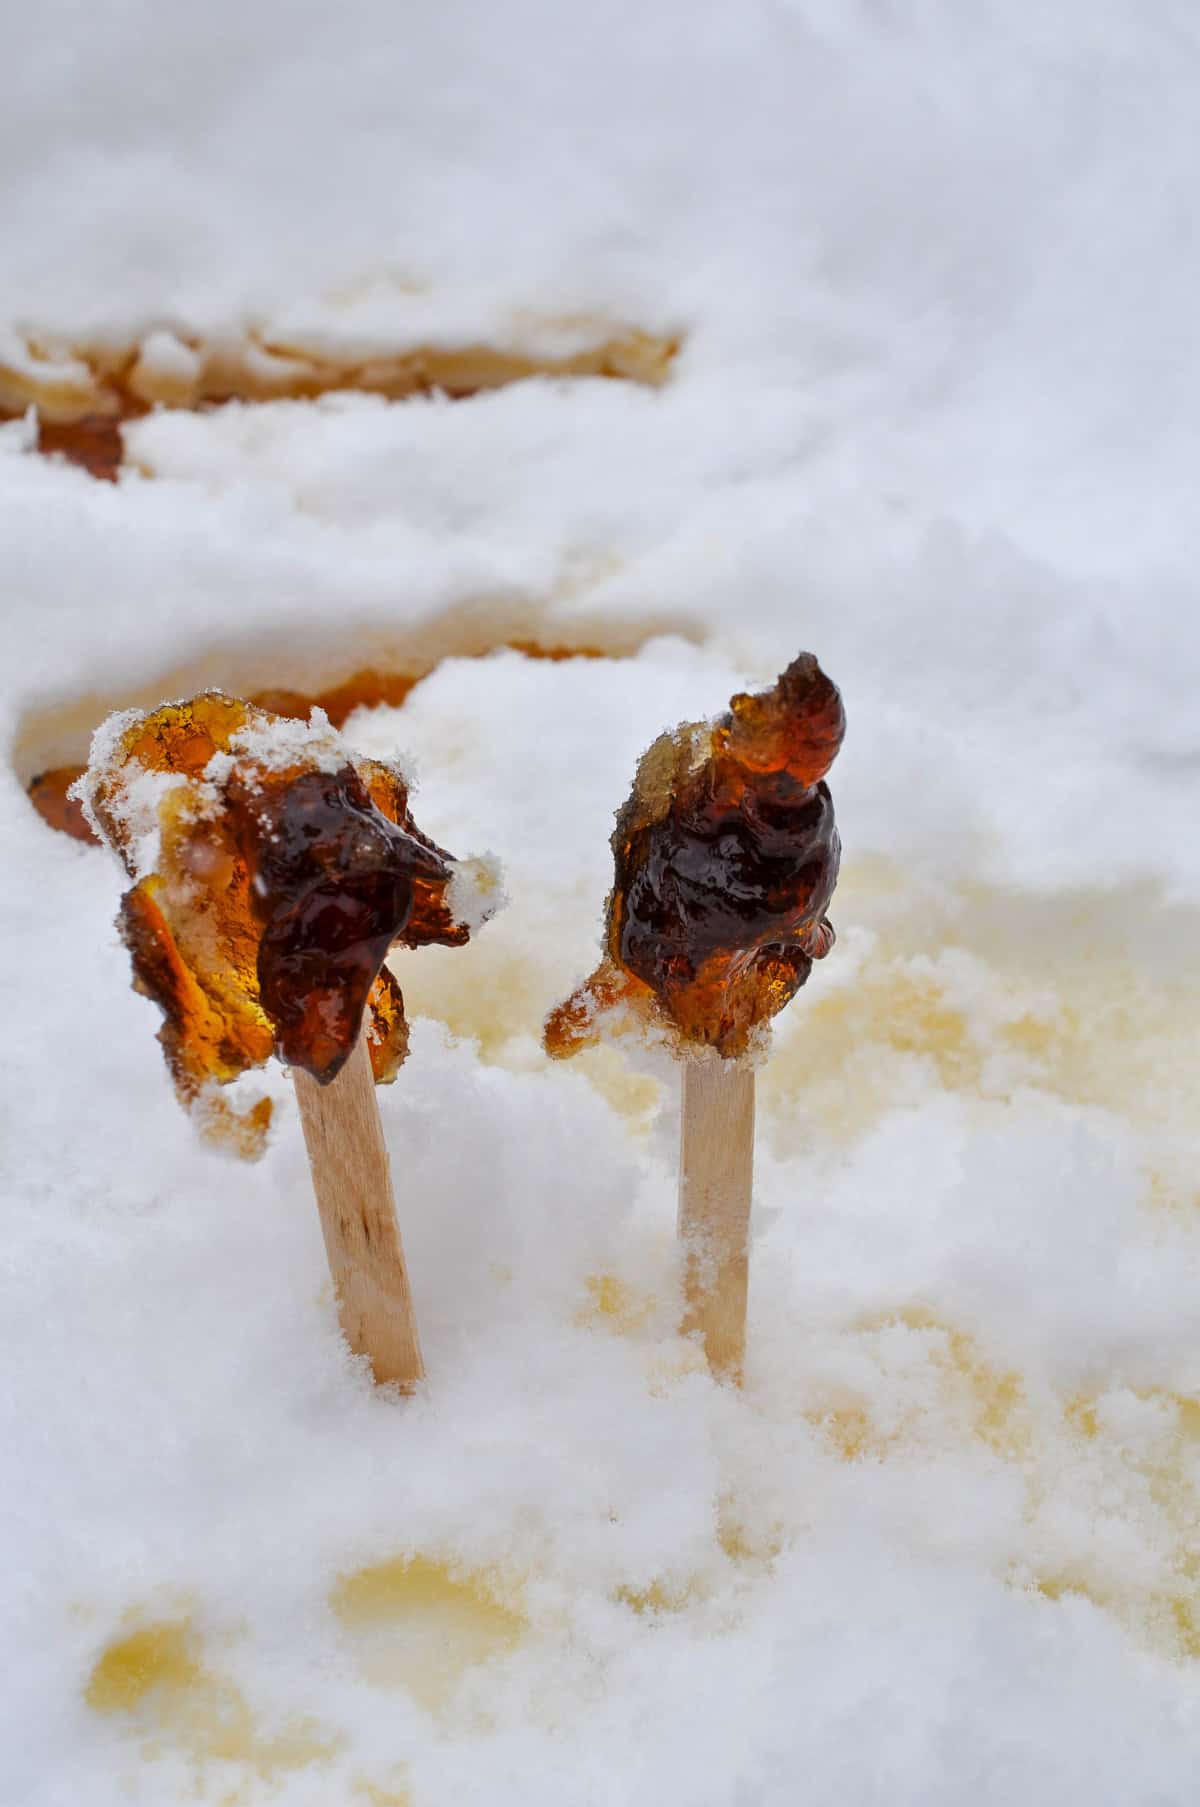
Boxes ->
[545,653,844,1380]
[77,691,501,1387]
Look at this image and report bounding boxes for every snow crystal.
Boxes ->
[73,709,196,876]
[203,704,348,783]
[445,853,506,935]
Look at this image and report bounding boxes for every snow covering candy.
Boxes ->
[2,2,1200,1804]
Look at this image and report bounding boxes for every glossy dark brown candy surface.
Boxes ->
[545,654,844,1060]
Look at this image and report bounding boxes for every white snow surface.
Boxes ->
[3,3,1200,1803]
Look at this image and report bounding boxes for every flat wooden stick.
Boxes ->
[678,1058,756,1383]
[292,1035,424,1391]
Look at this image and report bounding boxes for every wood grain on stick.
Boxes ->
[292,1035,424,1391]
[678,1058,756,1383]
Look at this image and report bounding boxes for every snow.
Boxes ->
[204,703,349,780]
[3,2,1200,1803]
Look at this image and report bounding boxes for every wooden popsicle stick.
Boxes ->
[292,1034,424,1391]
[678,1058,756,1384]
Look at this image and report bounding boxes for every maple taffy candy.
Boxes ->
[77,692,499,1157]
[545,654,844,1061]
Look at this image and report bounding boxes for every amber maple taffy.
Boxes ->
[77,692,499,1391]
[544,655,844,1381]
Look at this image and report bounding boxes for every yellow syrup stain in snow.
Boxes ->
[613,1577,695,1616]
[715,1508,783,1570]
[613,1493,782,1619]
[803,1317,1200,1667]
[85,1620,204,1713]
[393,940,552,1064]
[1032,1387,1200,1661]
[762,862,1200,1150]
[578,1271,657,1334]
[1144,1166,1200,1219]
[354,1779,412,1807]
[810,1307,1030,1465]
[397,938,667,1133]
[84,1616,335,1778]
[572,1045,664,1139]
[330,1556,527,1710]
